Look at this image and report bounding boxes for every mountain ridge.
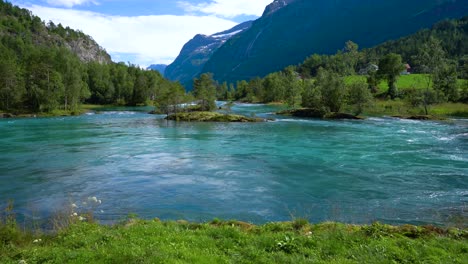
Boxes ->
[201,0,468,84]
[164,20,253,89]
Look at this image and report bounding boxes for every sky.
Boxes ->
[11,0,273,67]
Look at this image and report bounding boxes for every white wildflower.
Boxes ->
[88,196,98,203]
[78,216,86,221]
[71,212,78,217]
[71,203,78,208]
[18,260,27,264]
[33,239,42,243]
[98,199,102,204]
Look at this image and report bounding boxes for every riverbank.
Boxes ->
[1,219,466,263]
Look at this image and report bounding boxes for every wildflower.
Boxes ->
[71,212,78,217]
[78,216,86,221]
[88,196,98,203]
[98,199,102,204]
[71,203,78,208]
[33,239,42,243]
[18,260,27,264]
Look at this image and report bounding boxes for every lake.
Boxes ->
[0,104,467,226]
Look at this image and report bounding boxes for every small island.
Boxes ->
[165,111,264,122]
[276,108,364,120]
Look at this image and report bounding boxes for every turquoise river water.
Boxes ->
[0,103,467,225]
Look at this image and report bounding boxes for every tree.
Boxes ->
[216,82,228,100]
[433,62,459,102]
[316,67,346,113]
[301,79,322,109]
[377,53,404,99]
[263,72,285,103]
[342,41,360,75]
[346,80,373,115]
[154,81,186,117]
[0,56,23,111]
[193,73,216,111]
[413,37,456,113]
[283,66,303,108]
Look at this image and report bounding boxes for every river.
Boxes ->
[0,103,466,226]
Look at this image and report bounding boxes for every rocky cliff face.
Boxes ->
[262,0,295,16]
[202,0,468,84]
[65,38,111,64]
[165,21,253,89]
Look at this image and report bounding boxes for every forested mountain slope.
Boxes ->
[0,0,172,113]
[202,0,468,84]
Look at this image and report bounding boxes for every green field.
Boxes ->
[1,219,466,264]
[345,74,468,93]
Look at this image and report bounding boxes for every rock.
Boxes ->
[392,115,446,121]
[2,113,14,118]
[166,111,264,122]
[276,108,326,118]
[324,113,364,120]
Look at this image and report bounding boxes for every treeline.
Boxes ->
[0,0,174,113]
[207,17,468,114]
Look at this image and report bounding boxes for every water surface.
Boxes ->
[0,104,466,225]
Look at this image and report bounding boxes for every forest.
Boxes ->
[0,0,177,114]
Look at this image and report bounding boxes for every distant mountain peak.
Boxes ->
[263,0,295,16]
[164,20,253,89]
[147,64,167,76]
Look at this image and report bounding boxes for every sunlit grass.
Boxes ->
[1,218,466,263]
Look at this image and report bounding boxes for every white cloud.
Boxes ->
[24,5,237,67]
[45,0,98,8]
[178,0,272,18]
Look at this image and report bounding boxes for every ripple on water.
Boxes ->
[0,107,467,225]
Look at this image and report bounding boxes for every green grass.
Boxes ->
[345,74,467,93]
[357,100,468,118]
[1,219,466,263]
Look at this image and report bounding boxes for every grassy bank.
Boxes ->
[356,100,468,118]
[345,74,468,93]
[1,219,466,263]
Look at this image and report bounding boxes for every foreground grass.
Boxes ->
[1,219,466,263]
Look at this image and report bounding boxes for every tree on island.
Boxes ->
[283,66,303,108]
[377,53,405,99]
[154,82,187,117]
[316,68,346,113]
[193,73,217,111]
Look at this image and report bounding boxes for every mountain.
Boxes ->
[0,1,111,64]
[0,0,170,112]
[165,20,253,89]
[147,64,167,75]
[202,0,468,84]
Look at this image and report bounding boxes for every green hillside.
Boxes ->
[202,0,467,84]
[0,0,175,114]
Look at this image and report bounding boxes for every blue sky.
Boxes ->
[12,0,272,66]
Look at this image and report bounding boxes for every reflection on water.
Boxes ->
[0,104,467,225]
